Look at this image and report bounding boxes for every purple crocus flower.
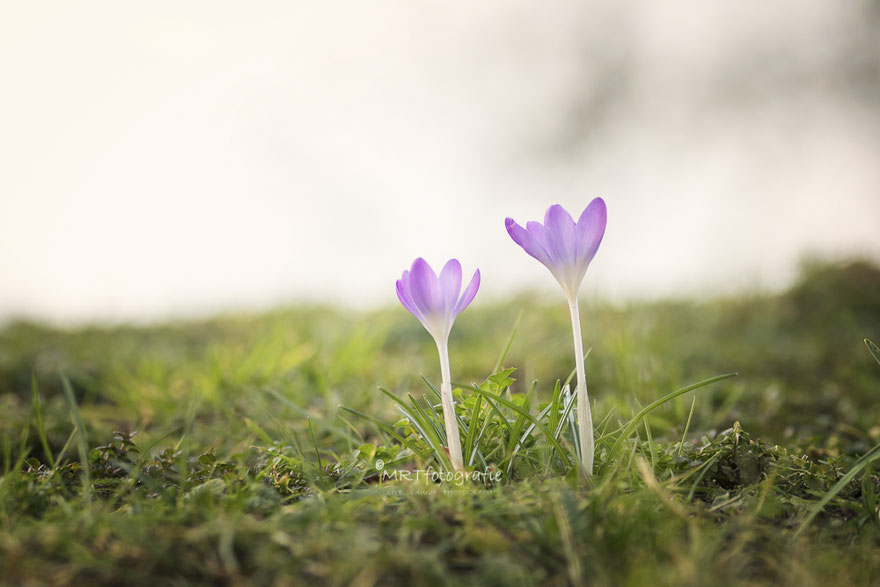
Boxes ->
[396,258,481,346]
[505,198,606,475]
[504,199,606,301]
[396,258,480,471]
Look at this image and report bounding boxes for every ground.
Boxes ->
[1,259,880,586]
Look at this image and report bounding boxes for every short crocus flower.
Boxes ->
[505,198,606,474]
[397,258,480,471]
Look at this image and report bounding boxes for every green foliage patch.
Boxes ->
[1,259,880,585]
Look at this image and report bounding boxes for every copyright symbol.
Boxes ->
[375,459,385,470]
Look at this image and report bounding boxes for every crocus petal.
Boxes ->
[526,219,571,288]
[543,204,578,269]
[454,269,481,316]
[506,218,554,268]
[396,277,420,319]
[439,259,463,315]
[408,257,442,317]
[400,269,422,317]
[576,197,607,265]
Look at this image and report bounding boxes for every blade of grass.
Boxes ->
[469,401,496,468]
[593,408,618,444]
[505,381,537,476]
[642,407,657,474]
[557,385,580,462]
[53,429,77,468]
[31,373,55,469]
[600,373,737,474]
[335,414,366,444]
[463,393,484,467]
[685,452,723,501]
[411,393,447,443]
[307,417,322,466]
[677,396,697,457]
[492,310,524,374]
[516,395,554,456]
[548,380,563,436]
[861,462,879,529]
[173,387,202,454]
[242,417,275,446]
[866,339,880,366]
[507,381,537,455]
[60,371,91,500]
[16,428,31,471]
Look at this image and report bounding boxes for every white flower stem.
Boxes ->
[436,338,465,471]
[568,297,594,475]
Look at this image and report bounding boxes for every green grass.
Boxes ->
[1,258,880,585]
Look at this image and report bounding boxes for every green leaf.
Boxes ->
[866,339,880,367]
[487,368,517,393]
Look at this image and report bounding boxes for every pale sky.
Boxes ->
[2,1,878,324]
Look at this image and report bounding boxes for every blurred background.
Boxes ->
[2,0,879,325]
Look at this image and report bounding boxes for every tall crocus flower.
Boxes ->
[396,257,480,471]
[505,198,606,474]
